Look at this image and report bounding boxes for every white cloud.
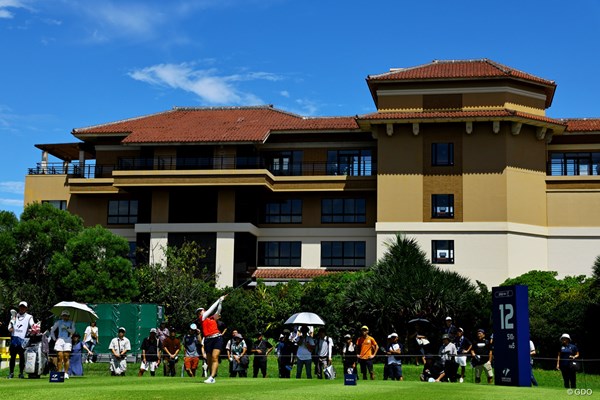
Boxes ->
[280,90,290,98]
[0,197,23,207]
[0,181,24,194]
[0,0,28,19]
[129,63,282,105]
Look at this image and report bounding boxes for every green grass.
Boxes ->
[1,361,597,400]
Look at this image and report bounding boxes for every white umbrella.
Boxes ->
[284,312,325,326]
[51,301,98,323]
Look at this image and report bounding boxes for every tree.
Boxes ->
[346,234,489,344]
[48,225,139,303]
[0,210,18,282]
[11,203,84,316]
[135,241,220,331]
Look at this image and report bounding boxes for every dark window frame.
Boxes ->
[432,240,454,264]
[327,149,373,176]
[432,143,454,166]
[548,152,600,176]
[321,198,366,223]
[107,199,139,225]
[263,199,302,224]
[321,241,366,268]
[258,241,301,267]
[432,194,454,219]
[42,200,67,211]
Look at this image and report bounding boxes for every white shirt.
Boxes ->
[316,336,333,359]
[9,313,33,339]
[440,342,457,362]
[84,325,99,343]
[109,336,131,355]
[387,342,402,365]
[296,336,315,361]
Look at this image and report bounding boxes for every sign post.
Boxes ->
[492,284,530,386]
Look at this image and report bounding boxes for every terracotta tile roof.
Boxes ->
[562,118,600,132]
[368,59,555,86]
[252,268,333,281]
[72,106,359,144]
[358,109,566,128]
[367,59,556,108]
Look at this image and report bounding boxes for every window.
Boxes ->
[321,198,366,223]
[548,152,600,176]
[432,143,454,166]
[432,194,454,218]
[327,149,372,176]
[258,241,301,266]
[321,241,366,268]
[263,199,302,223]
[432,240,454,264]
[265,151,303,176]
[108,200,139,224]
[42,200,67,210]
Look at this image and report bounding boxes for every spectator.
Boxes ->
[295,325,315,379]
[471,329,493,384]
[385,333,403,381]
[68,333,89,376]
[442,317,458,341]
[183,323,202,378]
[439,334,458,382]
[556,333,579,389]
[341,334,357,377]
[277,329,295,379]
[109,327,131,376]
[314,328,333,379]
[157,321,169,344]
[138,328,162,377]
[356,325,378,380]
[251,332,273,378]
[530,339,538,386]
[230,333,248,377]
[420,355,445,382]
[408,322,429,366]
[7,301,34,379]
[225,330,242,377]
[454,327,472,383]
[51,310,75,379]
[163,328,181,377]
[83,320,99,363]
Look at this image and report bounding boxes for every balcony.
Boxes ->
[28,156,377,179]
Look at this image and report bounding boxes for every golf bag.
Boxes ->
[24,338,47,378]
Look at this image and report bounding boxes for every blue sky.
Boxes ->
[1,0,600,216]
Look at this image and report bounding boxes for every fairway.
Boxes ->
[1,363,596,400]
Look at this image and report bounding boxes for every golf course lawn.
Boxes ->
[1,362,597,400]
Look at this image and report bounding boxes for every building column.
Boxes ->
[215,232,235,288]
[149,232,168,266]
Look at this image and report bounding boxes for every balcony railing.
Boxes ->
[28,157,377,179]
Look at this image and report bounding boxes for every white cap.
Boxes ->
[560,333,571,341]
[388,333,398,339]
[190,323,197,330]
[118,327,126,333]
[61,310,70,316]
[195,307,204,314]
[150,328,157,333]
[445,316,452,321]
[19,301,28,308]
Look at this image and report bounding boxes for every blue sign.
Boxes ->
[492,285,530,386]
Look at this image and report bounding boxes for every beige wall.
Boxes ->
[547,191,600,226]
[24,175,70,206]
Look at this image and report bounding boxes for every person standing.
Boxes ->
[277,329,295,378]
[196,295,227,384]
[471,329,493,384]
[295,325,315,379]
[439,334,458,382]
[138,328,162,377]
[163,328,181,377]
[529,339,538,386]
[68,333,89,376]
[251,332,273,378]
[356,325,378,380]
[183,324,202,377]
[385,333,403,381]
[341,334,357,377]
[442,317,458,341]
[51,310,75,379]
[7,301,34,379]
[109,327,131,376]
[83,320,99,363]
[314,328,333,379]
[230,333,248,377]
[454,327,472,383]
[556,333,579,389]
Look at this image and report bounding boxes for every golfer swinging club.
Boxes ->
[196,295,227,384]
